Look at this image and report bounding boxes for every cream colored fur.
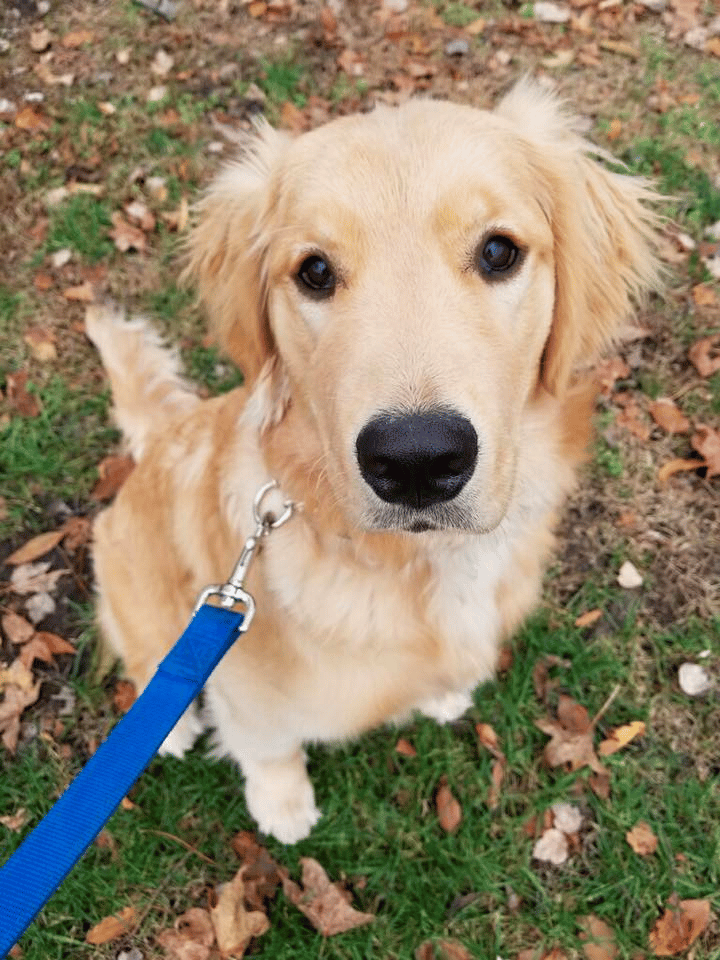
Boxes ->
[88,80,661,843]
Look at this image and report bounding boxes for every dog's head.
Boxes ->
[185,80,661,535]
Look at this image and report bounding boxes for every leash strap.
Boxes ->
[0,604,244,958]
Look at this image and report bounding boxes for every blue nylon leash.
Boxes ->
[0,480,294,958]
[0,605,243,958]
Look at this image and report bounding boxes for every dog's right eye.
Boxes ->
[296,255,336,296]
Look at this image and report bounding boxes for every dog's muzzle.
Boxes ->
[355,409,478,511]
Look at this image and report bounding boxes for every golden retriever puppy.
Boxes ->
[88,79,661,843]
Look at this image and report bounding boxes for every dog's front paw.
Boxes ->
[159,705,204,758]
[243,751,321,844]
[417,690,473,724]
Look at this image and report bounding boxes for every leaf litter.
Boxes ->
[3,0,720,955]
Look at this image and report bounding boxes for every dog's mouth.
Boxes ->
[362,499,480,535]
[406,519,436,533]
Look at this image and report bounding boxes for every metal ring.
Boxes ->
[252,480,294,530]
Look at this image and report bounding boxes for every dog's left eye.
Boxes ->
[296,255,336,296]
[476,235,520,277]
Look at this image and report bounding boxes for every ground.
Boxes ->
[0,1,719,958]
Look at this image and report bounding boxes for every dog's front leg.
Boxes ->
[416,690,473,724]
[205,681,320,843]
[239,747,320,844]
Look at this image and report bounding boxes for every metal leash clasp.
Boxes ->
[193,480,294,631]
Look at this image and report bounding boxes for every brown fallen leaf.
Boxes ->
[230,831,282,912]
[30,26,52,51]
[691,283,717,308]
[615,400,651,442]
[157,907,215,960]
[18,635,54,669]
[535,693,609,780]
[23,326,57,362]
[0,681,42,753]
[337,48,365,76]
[647,398,690,435]
[658,457,705,485]
[210,868,270,957]
[415,939,473,960]
[281,857,374,937]
[476,723,506,808]
[0,807,28,832]
[497,644,513,672]
[599,39,639,58]
[1,611,35,646]
[9,561,69,596]
[395,737,417,757]
[5,370,41,417]
[0,658,38,693]
[91,454,135,500]
[691,424,720,478]
[579,914,618,960]
[37,631,76,656]
[532,654,571,701]
[61,28,94,47]
[109,211,147,252]
[476,722,502,758]
[62,281,96,302]
[33,271,53,291]
[6,528,66,565]
[606,117,622,141]
[125,200,156,232]
[113,679,137,713]
[626,820,658,856]
[649,898,711,956]
[60,515,92,551]
[575,609,603,628]
[557,694,592,734]
[598,720,646,756]
[85,905,136,945]
[15,105,51,131]
[488,758,505,810]
[594,356,630,396]
[436,776,462,833]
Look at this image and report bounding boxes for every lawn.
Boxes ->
[0,1,719,958]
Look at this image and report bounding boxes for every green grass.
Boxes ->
[0,285,21,327]
[182,343,244,395]
[0,376,117,534]
[45,195,114,263]
[259,56,308,108]
[1,8,719,960]
[438,3,480,27]
[624,140,720,230]
[4,610,718,959]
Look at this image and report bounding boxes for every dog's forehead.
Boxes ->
[277,101,538,221]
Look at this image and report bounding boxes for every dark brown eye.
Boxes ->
[477,235,520,276]
[296,254,336,296]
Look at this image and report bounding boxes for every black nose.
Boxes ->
[356,410,478,510]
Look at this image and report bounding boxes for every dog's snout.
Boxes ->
[356,410,478,510]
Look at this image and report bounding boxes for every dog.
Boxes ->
[87,79,661,843]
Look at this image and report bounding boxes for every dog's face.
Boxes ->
[187,82,660,535]
[263,104,557,534]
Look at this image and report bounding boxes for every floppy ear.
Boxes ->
[182,121,291,386]
[497,80,663,396]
